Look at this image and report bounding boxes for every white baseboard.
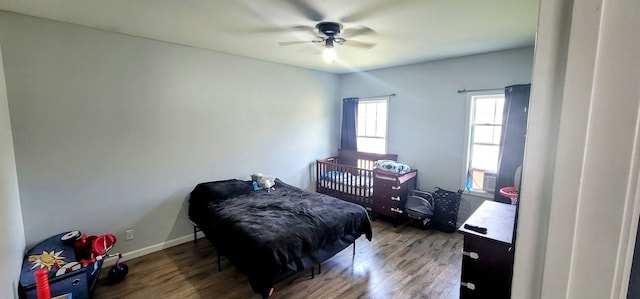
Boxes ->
[101,231,206,269]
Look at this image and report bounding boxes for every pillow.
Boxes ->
[189,179,253,205]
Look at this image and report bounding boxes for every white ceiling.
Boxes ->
[0,0,539,74]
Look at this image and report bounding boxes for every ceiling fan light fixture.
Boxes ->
[323,47,336,63]
[323,38,336,63]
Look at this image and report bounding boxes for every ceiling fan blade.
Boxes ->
[340,26,376,38]
[278,40,319,46]
[284,0,324,22]
[340,2,397,23]
[341,40,377,49]
[291,25,319,36]
[234,25,316,35]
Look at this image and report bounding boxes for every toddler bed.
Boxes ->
[316,149,399,211]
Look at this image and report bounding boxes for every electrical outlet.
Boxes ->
[125,229,134,241]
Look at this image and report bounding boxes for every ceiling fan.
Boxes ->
[278,22,376,62]
[276,22,376,49]
[271,0,382,63]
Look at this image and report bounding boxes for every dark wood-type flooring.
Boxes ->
[93,221,463,299]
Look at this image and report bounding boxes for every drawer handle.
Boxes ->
[72,279,81,286]
[390,196,400,201]
[462,251,479,259]
[391,186,401,190]
[390,207,403,214]
[461,282,476,290]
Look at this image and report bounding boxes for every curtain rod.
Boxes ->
[457,88,504,94]
[356,93,397,99]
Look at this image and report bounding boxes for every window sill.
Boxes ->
[464,189,495,199]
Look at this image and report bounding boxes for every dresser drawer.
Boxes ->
[373,202,404,216]
[460,270,511,299]
[460,234,514,299]
[377,180,403,191]
[374,191,403,202]
[460,250,482,275]
[372,190,403,216]
[373,181,404,200]
[461,279,507,299]
[463,235,513,266]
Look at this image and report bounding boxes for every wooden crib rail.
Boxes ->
[316,158,375,210]
[337,149,398,169]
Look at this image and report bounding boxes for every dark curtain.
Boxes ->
[340,97,359,150]
[628,223,640,299]
[494,84,531,203]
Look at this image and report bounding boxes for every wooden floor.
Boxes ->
[93,221,463,299]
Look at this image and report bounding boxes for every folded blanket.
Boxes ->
[374,160,411,174]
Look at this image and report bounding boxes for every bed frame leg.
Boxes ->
[318,263,321,274]
[353,242,356,257]
[262,287,274,298]
[193,225,198,244]
[217,249,221,272]
[311,266,315,279]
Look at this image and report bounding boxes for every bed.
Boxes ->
[316,149,399,211]
[188,178,373,298]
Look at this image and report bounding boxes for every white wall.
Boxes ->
[0,12,339,255]
[513,0,640,298]
[339,47,534,221]
[510,0,571,297]
[0,41,26,298]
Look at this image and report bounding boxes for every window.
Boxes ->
[463,93,505,195]
[357,98,388,154]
